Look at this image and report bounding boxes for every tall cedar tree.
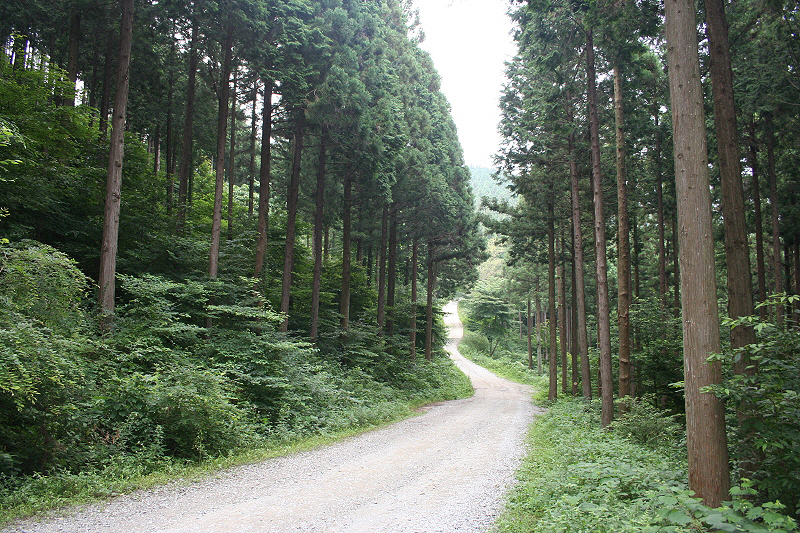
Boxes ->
[665,0,731,506]
[97,0,134,325]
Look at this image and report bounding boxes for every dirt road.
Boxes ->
[4,301,538,533]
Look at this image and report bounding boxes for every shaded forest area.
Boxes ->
[0,0,484,511]
[480,0,800,519]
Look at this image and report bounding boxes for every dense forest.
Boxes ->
[0,0,485,510]
[477,0,800,518]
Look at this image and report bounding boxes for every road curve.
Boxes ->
[4,301,539,533]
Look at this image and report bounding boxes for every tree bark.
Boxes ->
[227,71,237,241]
[425,243,436,362]
[208,26,234,281]
[535,292,543,375]
[748,118,768,320]
[310,137,326,341]
[548,198,558,401]
[410,238,419,360]
[614,63,632,402]
[177,20,198,234]
[587,28,613,426]
[280,111,305,332]
[340,172,353,330]
[99,30,115,134]
[248,82,258,218]
[765,112,783,328]
[97,0,134,326]
[569,123,591,399]
[558,235,568,395]
[527,297,534,370]
[377,203,389,335]
[66,12,81,107]
[705,0,757,362]
[665,0,731,506]
[387,207,398,335]
[254,78,274,278]
[655,108,668,304]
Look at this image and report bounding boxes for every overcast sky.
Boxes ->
[414,0,517,169]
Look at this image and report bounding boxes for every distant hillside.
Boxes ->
[468,166,515,209]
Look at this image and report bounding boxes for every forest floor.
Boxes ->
[2,301,542,533]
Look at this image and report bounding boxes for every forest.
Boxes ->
[0,0,485,518]
[461,0,800,525]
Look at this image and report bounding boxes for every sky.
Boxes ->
[414,0,517,169]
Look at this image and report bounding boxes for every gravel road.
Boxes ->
[4,301,541,533]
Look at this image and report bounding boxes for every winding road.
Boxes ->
[4,301,539,533]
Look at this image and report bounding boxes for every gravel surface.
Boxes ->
[4,301,542,533]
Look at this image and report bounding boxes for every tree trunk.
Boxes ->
[425,243,436,362]
[165,42,176,215]
[310,137,326,341]
[387,208,398,335]
[705,0,757,363]
[527,297,534,370]
[227,71,237,241]
[748,118,767,319]
[177,20,198,234]
[569,125,591,399]
[208,26,234,281]
[558,235,568,395]
[535,293,543,375]
[410,238,419,360]
[655,108,668,304]
[97,0,134,326]
[587,28,613,426]
[254,78,274,278]
[66,12,81,107]
[99,30,115,134]
[248,83,258,218]
[665,0,731,506]
[280,111,305,332]
[340,172,353,330]
[614,63,632,402]
[377,203,389,335]
[571,256,579,396]
[548,198,558,401]
[765,112,783,328]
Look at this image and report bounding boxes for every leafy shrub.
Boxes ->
[610,395,684,452]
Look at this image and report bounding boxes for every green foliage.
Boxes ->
[463,280,516,356]
[708,295,800,514]
[496,399,798,533]
[610,395,684,452]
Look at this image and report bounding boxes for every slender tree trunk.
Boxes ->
[310,137,326,341]
[387,207,398,335]
[527,297,534,370]
[569,126,591,399]
[99,30,115,134]
[66,12,81,107]
[558,235,568,395]
[571,263,579,396]
[97,0,134,326]
[587,28,613,426]
[280,110,305,332]
[410,238,419,360]
[748,118,768,319]
[165,42,175,215]
[248,82,258,218]
[340,172,353,330]
[548,199,558,401]
[535,292,543,375]
[177,20,198,234]
[254,78,273,278]
[377,204,389,335]
[425,243,436,362]
[665,0,731,506]
[655,108,668,304]
[208,26,234,281]
[227,71,237,241]
[766,112,783,328]
[705,0,757,363]
[614,64,632,403]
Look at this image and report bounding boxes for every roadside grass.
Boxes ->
[0,358,473,527]
[455,325,799,533]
